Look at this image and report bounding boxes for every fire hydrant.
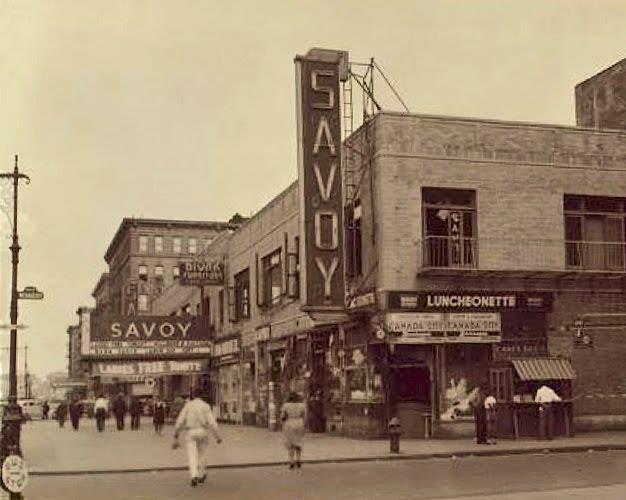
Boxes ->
[388,417,401,453]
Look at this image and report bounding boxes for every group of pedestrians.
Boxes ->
[54,392,167,434]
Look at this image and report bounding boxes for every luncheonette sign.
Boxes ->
[295,48,348,310]
[384,312,501,344]
[387,291,553,312]
[179,260,224,286]
[85,315,212,358]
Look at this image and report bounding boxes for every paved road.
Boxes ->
[22,450,626,500]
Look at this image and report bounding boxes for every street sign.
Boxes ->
[18,287,44,300]
[1,454,28,493]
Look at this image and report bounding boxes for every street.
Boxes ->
[22,450,626,500]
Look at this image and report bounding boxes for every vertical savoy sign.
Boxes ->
[295,48,348,310]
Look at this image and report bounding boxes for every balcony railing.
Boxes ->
[421,236,626,273]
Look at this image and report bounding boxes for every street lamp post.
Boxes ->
[0,155,30,498]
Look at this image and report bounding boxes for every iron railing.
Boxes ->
[421,236,626,273]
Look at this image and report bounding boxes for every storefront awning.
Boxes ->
[512,358,576,381]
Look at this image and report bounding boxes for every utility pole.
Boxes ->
[0,155,30,499]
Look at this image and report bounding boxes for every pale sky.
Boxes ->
[1,0,626,379]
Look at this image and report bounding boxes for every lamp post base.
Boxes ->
[1,404,24,499]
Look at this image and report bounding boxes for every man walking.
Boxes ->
[68,396,82,431]
[94,394,108,432]
[112,392,127,431]
[129,396,141,430]
[173,392,222,487]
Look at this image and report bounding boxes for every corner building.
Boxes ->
[343,109,626,437]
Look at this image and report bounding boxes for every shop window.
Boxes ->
[155,236,163,253]
[262,249,282,306]
[189,238,197,254]
[139,236,148,253]
[138,294,149,312]
[173,237,182,254]
[346,368,367,401]
[564,194,626,270]
[440,345,489,421]
[173,266,180,280]
[234,269,250,321]
[154,265,164,278]
[422,187,476,268]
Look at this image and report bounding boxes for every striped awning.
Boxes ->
[511,358,576,381]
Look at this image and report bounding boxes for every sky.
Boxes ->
[1,0,626,379]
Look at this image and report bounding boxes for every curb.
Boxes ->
[28,443,626,477]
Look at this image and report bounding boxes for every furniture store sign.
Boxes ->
[388,291,553,312]
[384,312,501,344]
[179,260,224,286]
[295,48,348,310]
[85,315,212,358]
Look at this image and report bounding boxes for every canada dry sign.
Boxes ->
[86,315,211,358]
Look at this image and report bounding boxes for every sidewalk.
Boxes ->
[21,417,626,475]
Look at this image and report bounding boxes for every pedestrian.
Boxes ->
[94,394,108,432]
[535,385,561,440]
[69,396,82,431]
[280,391,307,469]
[172,391,222,488]
[42,401,50,420]
[129,396,141,430]
[153,398,165,435]
[484,392,497,445]
[112,392,127,431]
[471,385,487,444]
[56,400,68,429]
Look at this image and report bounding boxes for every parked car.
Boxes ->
[18,399,43,420]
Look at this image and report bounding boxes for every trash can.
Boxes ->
[388,417,401,453]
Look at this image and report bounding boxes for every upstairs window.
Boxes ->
[155,236,163,253]
[138,294,149,312]
[422,188,476,268]
[139,236,148,253]
[564,195,626,270]
[189,238,197,254]
[154,265,164,278]
[173,237,182,254]
[138,265,148,280]
[262,249,282,306]
[234,269,250,321]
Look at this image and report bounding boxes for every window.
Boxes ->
[218,289,225,325]
[564,195,626,270]
[234,269,250,321]
[287,236,300,298]
[139,236,148,253]
[204,238,214,250]
[262,250,282,306]
[155,236,163,253]
[155,265,164,278]
[138,294,149,312]
[138,265,148,280]
[422,188,476,268]
[188,238,197,254]
[346,201,362,277]
[173,266,180,279]
[173,237,182,254]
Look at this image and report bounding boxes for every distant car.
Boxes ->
[18,399,43,420]
[79,399,95,418]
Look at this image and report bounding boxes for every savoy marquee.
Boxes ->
[85,314,212,358]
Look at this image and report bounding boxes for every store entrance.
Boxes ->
[392,365,431,438]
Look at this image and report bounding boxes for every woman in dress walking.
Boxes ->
[280,391,307,469]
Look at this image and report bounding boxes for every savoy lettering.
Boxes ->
[109,320,191,339]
